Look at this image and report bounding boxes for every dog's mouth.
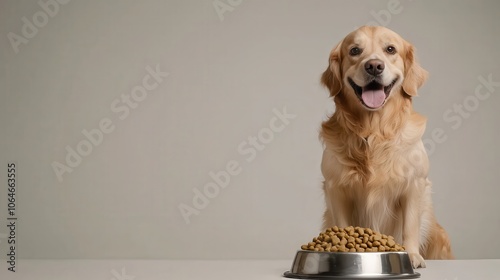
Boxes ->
[348,78,397,109]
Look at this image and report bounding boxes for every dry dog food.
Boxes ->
[301,226,405,252]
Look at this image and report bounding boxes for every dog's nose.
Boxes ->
[364,59,385,76]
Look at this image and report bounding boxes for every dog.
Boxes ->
[320,26,453,268]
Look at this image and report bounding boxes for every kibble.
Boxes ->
[300,226,405,253]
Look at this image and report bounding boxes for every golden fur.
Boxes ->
[320,26,453,268]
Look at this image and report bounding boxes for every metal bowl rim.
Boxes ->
[295,250,410,255]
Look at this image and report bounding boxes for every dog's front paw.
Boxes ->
[408,252,426,268]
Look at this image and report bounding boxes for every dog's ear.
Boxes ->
[402,41,428,96]
[321,41,343,97]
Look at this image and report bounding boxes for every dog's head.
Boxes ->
[321,26,428,111]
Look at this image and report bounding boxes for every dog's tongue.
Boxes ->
[361,88,385,108]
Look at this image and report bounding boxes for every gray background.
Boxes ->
[0,0,499,261]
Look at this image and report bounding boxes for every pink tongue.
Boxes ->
[361,89,385,108]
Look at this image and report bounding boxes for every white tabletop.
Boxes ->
[1,259,499,280]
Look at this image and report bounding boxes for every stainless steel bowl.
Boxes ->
[284,250,420,279]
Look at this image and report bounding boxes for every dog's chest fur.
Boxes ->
[321,108,429,236]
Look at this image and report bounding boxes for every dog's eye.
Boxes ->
[349,47,362,56]
[386,46,396,54]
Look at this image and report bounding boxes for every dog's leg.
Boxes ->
[322,180,352,230]
[401,191,426,268]
[423,222,454,259]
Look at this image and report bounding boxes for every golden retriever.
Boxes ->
[320,26,453,268]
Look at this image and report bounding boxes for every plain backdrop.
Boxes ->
[0,0,499,261]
